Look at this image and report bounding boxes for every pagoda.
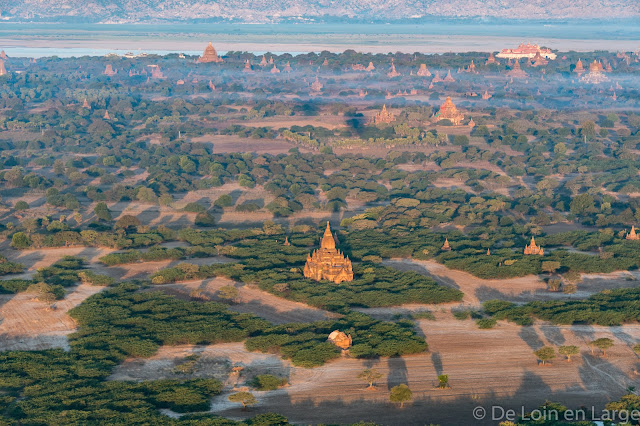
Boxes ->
[416,64,432,77]
[466,60,476,73]
[208,80,216,91]
[581,60,608,84]
[103,110,110,120]
[243,59,253,72]
[574,59,585,75]
[626,226,640,240]
[432,71,442,83]
[497,43,556,60]
[605,62,613,73]
[366,62,375,71]
[531,52,548,67]
[507,60,527,78]
[352,63,366,71]
[441,238,451,251]
[486,52,499,65]
[82,98,90,109]
[198,42,223,63]
[387,61,401,78]
[468,118,476,129]
[0,50,7,60]
[260,55,268,67]
[269,56,274,65]
[283,61,293,72]
[443,70,455,82]
[370,104,395,125]
[311,76,323,93]
[103,64,117,76]
[322,58,329,66]
[283,236,291,246]
[482,90,492,100]
[435,97,464,125]
[303,222,353,284]
[150,65,164,79]
[524,236,544,255]
[270,64,280,73]
[0,59,6,77]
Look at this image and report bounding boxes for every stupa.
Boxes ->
[303,222,353,284]
[507,60,527,78]
[417,64,432,77]
[524,236,544,255]
[103,64,117,76]
[311,76,323,92]
[468,118,476,129]
[322,58,329,66]
[626,226,639,240]
[208,80,216,91]
[366,62,375,71]
[486,52,498,65]
[387,61,401,78]
[482,90,492,100]
[370,104,395,125]
[435,97,464,125]
[605,62,613,73]
[581,60,608,84]
[243,59,253,72]
[531,52,548,67]
[441,238,451,251]
[150,65,164,79]
[0,50,7,60]
[103,110,110,120]
[283,236,291,246]
[466,60,476,73]
[260,55,268,67]
[270,64,280,73]
[82,98,90,109]
[432,71,442,83]
[283,61,293,72]
[352,63,366,71]
[198,42,223,63]
[574,59,585,75]
[443,70,455,82]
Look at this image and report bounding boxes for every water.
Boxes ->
[1,21,639,57]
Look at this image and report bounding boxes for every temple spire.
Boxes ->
[321,222,336,249]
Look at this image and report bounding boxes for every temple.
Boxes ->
[482,90,492,100]
[507,60,527,78]
[243,59,253,72]
[466,60,476,73]
[531,52,548,67]
[303,222,353,284]
[311,76,323,92]
[581,60,608,84]
[441,238,451,251]
[435,97,464,125]
[524,236,544,255]
[497,43,556,60]
[0,59,6,77]
[82,98,90,109]
[103,110,110,120]
[103,64,117,76]
[371,104,395,125]
[283,62,293,72]
[198,42,223,63]
[270,64,280,73]
[486,52,498,65]
[416,64,431,77]
[387,61,401,78]
[574,59,585,75]
[626,226,639,240]
[366,62,375,71]
[443,70,455,82]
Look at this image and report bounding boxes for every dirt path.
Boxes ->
[0,284,106,351]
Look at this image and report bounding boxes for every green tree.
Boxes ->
[591,338,614,356]
[558,345,580,361]
[357,368,383,389]
[115,214,141,231]
[438,374,449,389]
[228,392,257,410]
[633,343,640,356]
[214,194,234,208]
[14,200,29,211]
[535,346,556,366]
[553,142,567,156]
[218,285,239,303]
[94,202,112,221]
[570,194,596,215]
[11,232,32,249]
[541,261,561,275]
[390,384,412,408]
[581,121,596,141]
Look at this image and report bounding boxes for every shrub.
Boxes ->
[249,374,287,391]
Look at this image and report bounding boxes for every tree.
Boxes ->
[357,368,383,389]
[390,384,412,408]
[534,346,555,366]
[14,200,29,211]
[94,202,112,221]
[558,345,580,362]
[633,343,640,356]
[570,194,596,216]
[591,338,614,356]
[581,121,596,141]
[228,391,257,410]
[115,214,141,231]
[218,285,239,303]
[438,374,449,389]
[11,232,31,249]
[214,194,234,208]
[541,261,561,275]
[553,142,567,156]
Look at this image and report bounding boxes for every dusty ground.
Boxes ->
[0,283,105,351]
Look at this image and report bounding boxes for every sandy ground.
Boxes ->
[151,277,334,324]
[191,135,304,154]
[0,284,105,351]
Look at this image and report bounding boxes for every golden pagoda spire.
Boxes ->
[321,222,336,249]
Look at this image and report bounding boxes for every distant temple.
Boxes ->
[366,62,375,71]
[270,64,280,73]
[524,236,544,255]
[497,43,556,60]
[352,63,366,71]
[311,76,323,92]
[260,55,268,67]
[283,61,293,72]
[103,64,117,76]
[507,60,527,78]
[482,90,492,100]
[0,50,7,60]
[443,70,455,82]
[103,110,110,120]
[243,59,253,72]
[574,59,585,75]
[435,97,464,125]
[531,52,548,67]
[466,60,476,73]
[581,60,608,84]
[486,52,499,65]
[198,42,223,63]
[0,59,6,77]
[149,65,164,79]
[283,236,291,246]
[387,61,401,78]
[432,71,442,83]
[441,238,451,251]
[371,104,395,125]
[626,226,639,240]
[303,222,353,284]
[416,64,432,77]
[82,98,90,109]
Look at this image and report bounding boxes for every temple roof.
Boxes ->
[321,222,336,250]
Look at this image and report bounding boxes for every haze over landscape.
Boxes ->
[1,2,640,426]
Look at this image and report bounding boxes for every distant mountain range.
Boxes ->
[4,0,640,22]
